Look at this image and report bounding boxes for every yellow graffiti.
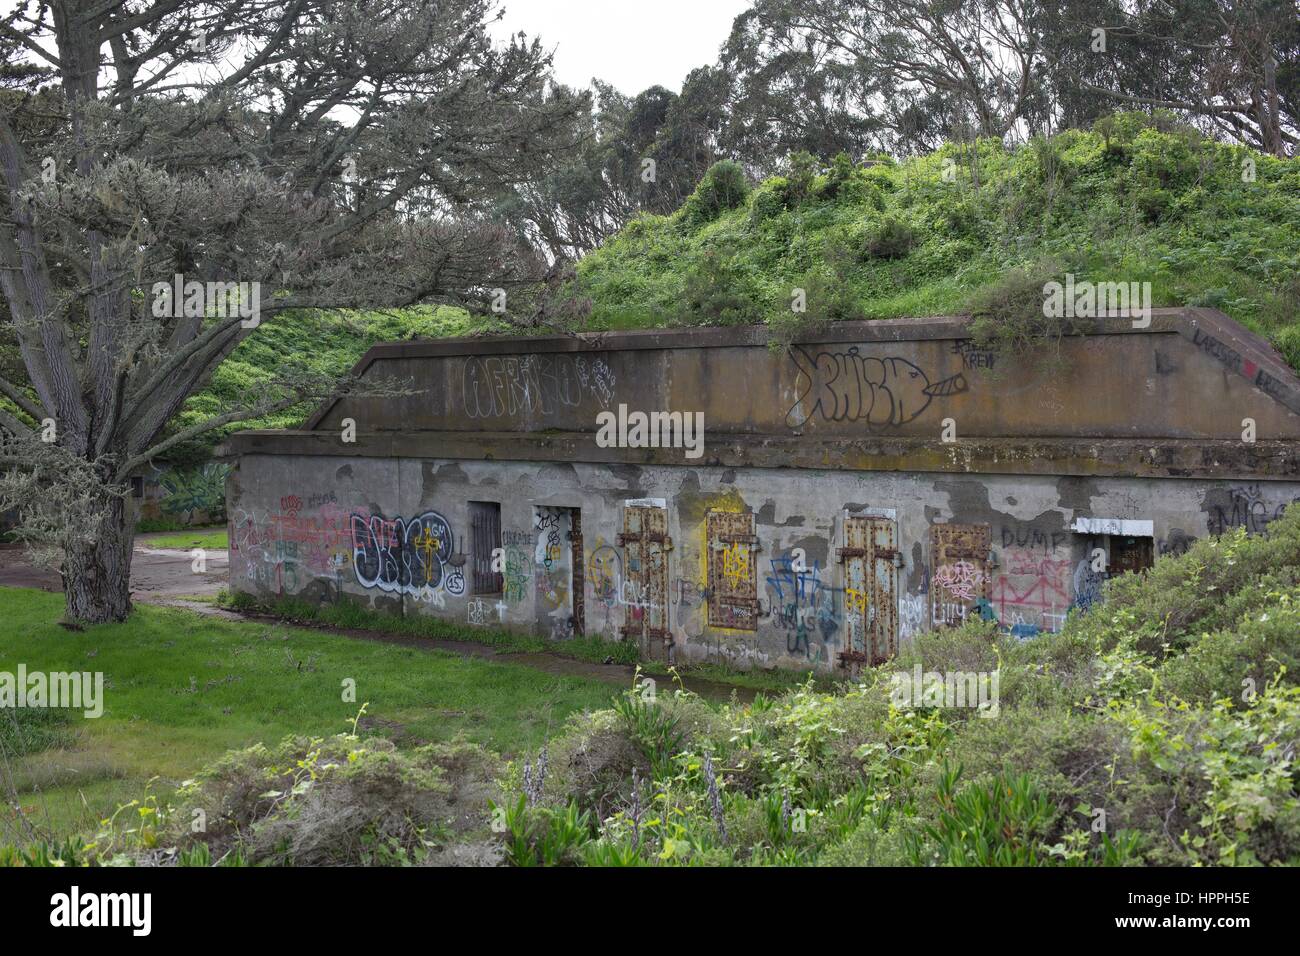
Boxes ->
[412,527,442,584]
[721,542,750,589]
[846,586,869,616]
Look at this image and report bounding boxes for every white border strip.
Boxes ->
[1072,518,1154,537]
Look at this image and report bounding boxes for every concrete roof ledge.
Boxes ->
[223,307,1300,482]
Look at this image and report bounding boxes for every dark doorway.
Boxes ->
[469,501,503,594]
[1109,535,1154,575]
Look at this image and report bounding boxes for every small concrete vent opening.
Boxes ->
[225,308,1300,674]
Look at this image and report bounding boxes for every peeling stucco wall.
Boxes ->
[226,454,1300,673]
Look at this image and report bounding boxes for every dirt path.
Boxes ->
[0,542,228,601]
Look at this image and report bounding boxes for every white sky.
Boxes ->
[490,0,751,94]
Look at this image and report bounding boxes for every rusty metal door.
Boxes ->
[838,516,899,665]
[618,505,672,659]
[706,510,759,630]
[929,523,991,629]
[569,510,585,636]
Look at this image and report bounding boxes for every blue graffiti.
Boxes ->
[767,555,841,657]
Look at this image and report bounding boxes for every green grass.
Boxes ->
[221,592,815,703]
[136,527,229,551]
[0,586,622,840]
[221,590,643,666]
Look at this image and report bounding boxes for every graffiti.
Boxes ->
[713,635,764,671]
[445,566,466,596]
[350,510,457,596]
[585,542,662,628]
[1070,560,1104,612]
[899,592,927,639]
[588,545,623,608]
[232,499,357,599]
[549,615,576,641]
[951,340,997,370]
[991,549,1072,632]
[535,510,564,570]
[504,546,531,602]
[1192,327,1245,371]
[721,541,751,589]
[675,579,704,609]
[784,345,968,429]
[764,554,821,604]
[932,560,982,602]
[1205,484,1299,536]
[999,527,1069,551]
[764,554,840,659]
[415,584,446,608]
[467,597,490,626]
[575,356,616,407]
[462,354,616,419]
[1189,328,1291,401]
[157,462,230,521]
[535,570,569,611]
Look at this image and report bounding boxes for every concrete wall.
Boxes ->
[225,308,1300,673]
[306,309,1300,442]
[226,453,1300,673]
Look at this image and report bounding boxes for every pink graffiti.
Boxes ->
[933,560,982,601]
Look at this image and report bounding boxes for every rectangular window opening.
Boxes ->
[469,501,503,594]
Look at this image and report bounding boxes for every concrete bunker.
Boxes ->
[224,308,1300,673]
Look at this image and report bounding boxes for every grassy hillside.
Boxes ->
[569,113,1300,368]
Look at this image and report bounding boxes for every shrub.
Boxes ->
[676,246,766,325]
[164,733,500,865]
[966,260,1089,372]
[863,217,916,259]
[914,765,1057,866]
[783,151,820,206]
[681,160,750,227]
[748,176,790,224]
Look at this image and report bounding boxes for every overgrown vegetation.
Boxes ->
[10,504,1300,866]
[566,114,1300,370]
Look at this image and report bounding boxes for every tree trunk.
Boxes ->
[60,492,134,624]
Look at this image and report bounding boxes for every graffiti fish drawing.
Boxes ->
[785,345,968,429]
